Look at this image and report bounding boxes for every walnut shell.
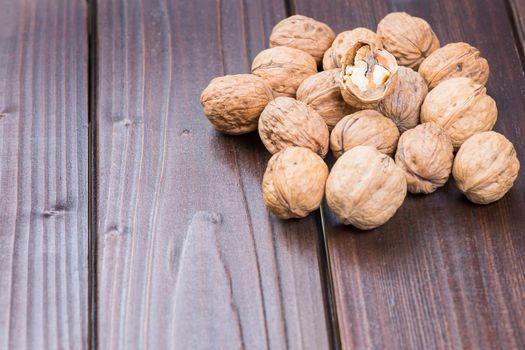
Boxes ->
[378,67,428,133]
[269,15,335,65]
[419,42,489,89]
[340,40,399,109]
[322,28,380,70]
[262,147,329,219]
[377,67,428,133]
[421,77,497,149]
[296,69,355,130]
[395,123,454,194]
[326,145,407,230]
[453,131,520,204]
[200,74,274,134]
[251,46,317,98]
[330,110,399,158]
[259,97,329,157]
[377,12,440,70]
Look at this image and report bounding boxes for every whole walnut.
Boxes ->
[377,67,428,132]
[259,97,329,157]
[252,46,317,98]
[296,69,355,129]
[270,15,335,65]
[200,74,274,134]
[330,110,399,158]
[419,42,489,89]
[395,123,454,194]
[453,131,520,204]
[377,12,440,70]
[323,28,380,70]
[262,147,329,219]
[326,145,407,230]
[340,40,399,109]
[421,77,497,149]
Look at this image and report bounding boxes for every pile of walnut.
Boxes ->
[200,12,520,230]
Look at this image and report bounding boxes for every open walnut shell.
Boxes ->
[377,12,440,70]
[395,123,454,194]
[296,69,355,129]
[421,77,497,149]
[377,66,428,133]
[251,46,317,98]
[326,145,407,230]
[258,97,329,157]
[339,40,399,109]
[419,42,489,89]
[330,110,399,158]
[453,131,520,204]
[322,28,380,70]
[262,146,329,219]
[270,15,335,65]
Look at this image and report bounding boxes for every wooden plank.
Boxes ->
[508,0,525,61]
[0,1,89,349]
[293,0,525,348]
[95,0,330,348]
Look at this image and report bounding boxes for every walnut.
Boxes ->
[330,110,399,158]
[322,28,380,70]
[262,147,329,219]
[419,42,489,89]
[395,123,454,194]
[259,97,329,157]
[200,74,274,134]
[377,67,428,133]
[377,12,440,70]
[421,77,497,149]
[296,69,355,130]
[269,15,335,65]
[340,41,399,109]
[251,46,317,98]
[453,131,520,204]
[326,145,407,230]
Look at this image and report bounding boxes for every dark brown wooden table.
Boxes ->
[0,0,524,349]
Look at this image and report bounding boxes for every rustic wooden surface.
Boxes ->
[1,0,525,348]
[94,0,330,349]
[293,0,525,348]
[509,0,525,64]
[0,0,88,349]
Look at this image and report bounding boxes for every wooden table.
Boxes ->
[0,0,524,349]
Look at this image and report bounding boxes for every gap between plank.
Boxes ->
[87,0,98,349]
[284,0,343,348]
[504,0,525,73]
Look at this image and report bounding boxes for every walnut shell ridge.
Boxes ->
[326,146,407,230]
[395,123,454,194]
[453,131,520,204]
[258,97,329,157]
[421,77,497,149]
[419,42,489,89]
[322,28,380,70]
[262,147,329,219]
[296,69,355,129]
[330,110,399,158]
[340,40,399,109]
[270,15,335,65]
[377,12,440,70]
[200,74,274,134]
[377,67,428,133]
[251,46,317,98]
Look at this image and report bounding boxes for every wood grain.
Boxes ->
[0,0,89,349]
[95,0,330,348]
[508,0,525,65]
[293,0,525,348]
